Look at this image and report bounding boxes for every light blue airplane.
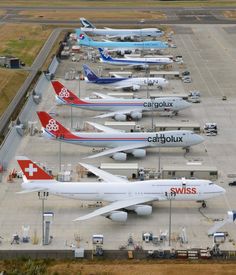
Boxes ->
[76,29,169,50]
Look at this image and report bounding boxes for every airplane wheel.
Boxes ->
[202,201,206,208]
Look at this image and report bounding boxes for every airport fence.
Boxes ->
[0,57,60,171]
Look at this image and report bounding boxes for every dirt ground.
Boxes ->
[40,261,236,275]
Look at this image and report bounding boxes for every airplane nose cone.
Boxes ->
[219,186,226,194]
[195,134,205,145]
[182,100,192,109]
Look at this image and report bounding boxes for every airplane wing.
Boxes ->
[79,162,128,183]
[92,92,118,99]
[85,121,122,133]
[85,143,146,159]
[114,85,139,90]
[94,108,142,119]
[73,196,154,221]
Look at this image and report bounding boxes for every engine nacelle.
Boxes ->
[132,149,146,158]
[132,85,140,91]
[130,111,142,120]
[114,114,127,121]
[135,205,152,216]
[106,211,128,222]
[112,152,127,161]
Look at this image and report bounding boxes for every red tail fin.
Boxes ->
[17,156,53,180]
[51,81,85,104]
[37,111,79,139]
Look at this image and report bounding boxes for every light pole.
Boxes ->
[38,191,49,245]
[57,133,64,172]
[165,191,176,247]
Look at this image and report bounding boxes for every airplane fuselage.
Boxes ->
[85,76,168,88]
[79,39,168,49]
[81,27,164,37]
[22,179,225,202]
[43,129,203,148]
[56,96,190,113]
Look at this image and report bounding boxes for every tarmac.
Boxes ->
[1,24,236,251]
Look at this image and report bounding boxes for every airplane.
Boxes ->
[98,48,173,69]
[37,111,204,161]
[16,157,226,222]
[83,64,168,91]
[76,29,169,50]
[52,80,191,120]
[80,17,164,40]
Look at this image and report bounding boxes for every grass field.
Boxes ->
[0,24,54,118]
[0,69,28,116]
[0,0,236,7]
[0,259,236,275]
[0,24,53,66]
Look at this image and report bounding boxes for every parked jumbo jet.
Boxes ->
[83,64,168,91]
[98,48,173,68]
[76,29,169,50]
[52,81,191,120]
[37,111,204,161]
[80,17,164,40]
[17,157,225,222]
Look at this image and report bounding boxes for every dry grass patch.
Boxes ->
[224,11,236,18]
[46,262,236,275]
[0,24,53,66]
[0,69,28,116]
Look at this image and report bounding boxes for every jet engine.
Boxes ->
[106,211,128,222]
[130,111,142,120]
[132,149,146,158]
[112,152,127,161]
[134,205,152,216]
[132,85,141,91]
[114,114,127,121]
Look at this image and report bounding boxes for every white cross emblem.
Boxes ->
[25,164,38,176]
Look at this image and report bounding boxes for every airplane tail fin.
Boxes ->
[80,17,96,29]
[98,48,113,62]
[37,111,78,139]
[83,64,99,82]
[16,156,53,181]
[76,29,92,45]
[51,81,86,105]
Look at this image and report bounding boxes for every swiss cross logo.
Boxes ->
[59,87,70,98]
[25,163,38,176]
[46,119,59,132]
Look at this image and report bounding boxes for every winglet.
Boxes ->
[16,156,53,180]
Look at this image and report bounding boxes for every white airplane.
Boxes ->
[37,111,204,161]
[80,17,164,40]
[83,64,168,91]
[52,81,191,120]
[98,48,173,69]
[17,157,226,222]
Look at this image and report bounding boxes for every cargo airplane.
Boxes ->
[52,80,191,120]
[37,111,204,160]
[98,48,173,68]
[76,29,169,50]
[17,157,225,222]
[80,17,164,40]
[83,64,168,91]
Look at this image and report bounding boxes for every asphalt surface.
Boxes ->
[1,6,236,24]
